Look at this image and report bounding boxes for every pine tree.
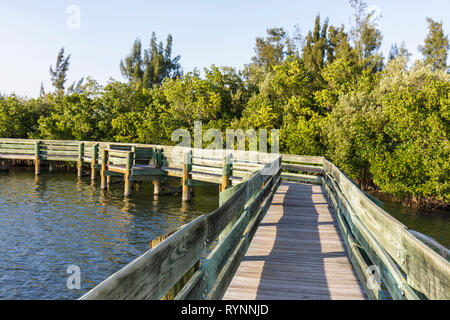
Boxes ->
[418,18,449,70]
[349,0,383,73]
[251,28,291,71]
[120,33,182,89]
[327,25,354,63]
[302,15,329,73]
[49,47,71,92]
[388,42,411,61]
[39,82,46,97]
[67,77,85,94]
[120,39,144,89]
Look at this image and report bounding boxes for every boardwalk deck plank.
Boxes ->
[223,181,366,300]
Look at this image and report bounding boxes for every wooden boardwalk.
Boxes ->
[0,139,446,300]
[223,181,367,300]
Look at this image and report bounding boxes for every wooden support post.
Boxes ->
[91,143,98,180]
[100,149,108,189]
[124,150,134,196]
[182,150,192,202]
[220,153,232,192]
[34,141,41,175]
[77,142,84,178]
[153,148,162,196]
[153,179,161,195]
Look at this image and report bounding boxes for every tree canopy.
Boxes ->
[120,33,183,89]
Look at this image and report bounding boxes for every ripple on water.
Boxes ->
[0,169,218,299]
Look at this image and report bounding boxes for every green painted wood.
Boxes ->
[0,154,34,160]
[0,139,36,145]
[281,154,324,164]
[206,171,265,243]
[191,164,222,175]
[282,163,324,174]
[323,159,449,300]
[177,208,252,300]
[78,143,84,160]
[41,145,79,151]
[104,171,124,177]
[191,157,222,168]
[409,230,450,261]
[231,162,263,172]
[0,149,36,154]
[131,169,168,176]
[176,171,280,300]
[40,150,79,156]
[219,181,243,206]
[42,155,78,161]
[185,180,216,187]
[207,174,280,300]
[34,141,41,159]
[0,143,35,149]
[281,172,322,184]
[323,177,384,300]
[323,173,417,300]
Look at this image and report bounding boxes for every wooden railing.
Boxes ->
[80,154,281,300]
[280,155,449,300]
[321,158,449,300]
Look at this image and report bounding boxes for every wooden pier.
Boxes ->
[0,138,448,300]
[223,181,366,300]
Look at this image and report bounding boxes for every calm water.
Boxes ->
[1,169,447,300]
[370,192,450,248]
[0,168,218,299]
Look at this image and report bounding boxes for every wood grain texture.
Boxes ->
[323,159,450,300]
[223,181,366,300]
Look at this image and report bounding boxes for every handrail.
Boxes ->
[80,153,282,300]
[322,158,449,300]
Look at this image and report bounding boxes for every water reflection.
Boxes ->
[370,192,449,248]
[0,168,218,299]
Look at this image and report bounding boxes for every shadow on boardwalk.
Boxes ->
[223,181,366,300]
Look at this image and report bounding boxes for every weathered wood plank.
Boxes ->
[324,173,418,300]
[80,215,207,300]
[207,171,266,243]
[208,176,280,300]
[176,171,279,300]
[0,149,35,154]
[323,159,450,300]
[282,163,324,174]
[281,154,324,164]
[409,230,450,261]
[281,172,322,184]
[223,181,366,301]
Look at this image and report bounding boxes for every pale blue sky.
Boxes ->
[0,0,449,97]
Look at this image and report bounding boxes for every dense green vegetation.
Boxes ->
[0,1,448,208]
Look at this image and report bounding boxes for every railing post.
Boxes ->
[100,149,108,189]
[153,148,162,196]
[182,149,192,202]
[124,150,134,196]
[77,142,84,178]
[34,141,41,175]
[220,153,232,192]
[91,143,98,180]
